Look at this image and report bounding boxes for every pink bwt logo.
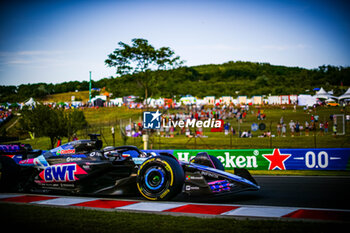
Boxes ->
[39,163,87,182]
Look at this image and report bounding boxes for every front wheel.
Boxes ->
[136,156,184,201]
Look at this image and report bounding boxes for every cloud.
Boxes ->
[0,50,67,66]
[6,59,32,64]
[17,50,65,56]
[261,44,307,51]
[184,44,250,51]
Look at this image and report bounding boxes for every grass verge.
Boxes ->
[0,203,348,233]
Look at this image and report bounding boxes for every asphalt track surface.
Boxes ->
[10,176,350,210]
[169,176,346,210]
[219,176,350,209]
[100,176,350,210]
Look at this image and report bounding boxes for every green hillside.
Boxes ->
[1,61,349,102]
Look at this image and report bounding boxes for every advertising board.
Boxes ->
[146,148,350,170]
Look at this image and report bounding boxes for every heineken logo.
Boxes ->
[176,151,258,168]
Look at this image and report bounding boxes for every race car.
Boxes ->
[0,135,259,201]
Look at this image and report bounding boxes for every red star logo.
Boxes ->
[262,149,291,170]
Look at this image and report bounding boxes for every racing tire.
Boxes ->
[136,156,184,201]
[209,155,225,171]
[0,156,20,192]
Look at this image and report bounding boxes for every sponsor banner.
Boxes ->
[144,148,350,171]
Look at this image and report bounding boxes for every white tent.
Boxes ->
[338,88,350,100]
[110,98,123,107]
[220,96,233,105]
[298,95,317,106]
[314,87,337,100]
[91,95,107,102]
[204,96,215,105]
[180,96,197,105]
[24,97,36,106]
[268,96,280,105]
[145,98,164,107]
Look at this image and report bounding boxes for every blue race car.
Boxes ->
[0,135,259,201]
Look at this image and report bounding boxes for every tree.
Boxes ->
[256,75,269,86]
[20,105,88,149]
[20,105,67,148]
[105,38,183,101]
[65,109,88,141]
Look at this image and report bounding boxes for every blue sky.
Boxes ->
[0,0,349,85]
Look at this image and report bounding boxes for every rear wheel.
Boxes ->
[0,156,20,192]
[137,156,184,201]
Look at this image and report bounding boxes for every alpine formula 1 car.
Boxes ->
[0,135,259,201]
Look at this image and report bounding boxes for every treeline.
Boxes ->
[1,61,349,102]
[0,80,109,103]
